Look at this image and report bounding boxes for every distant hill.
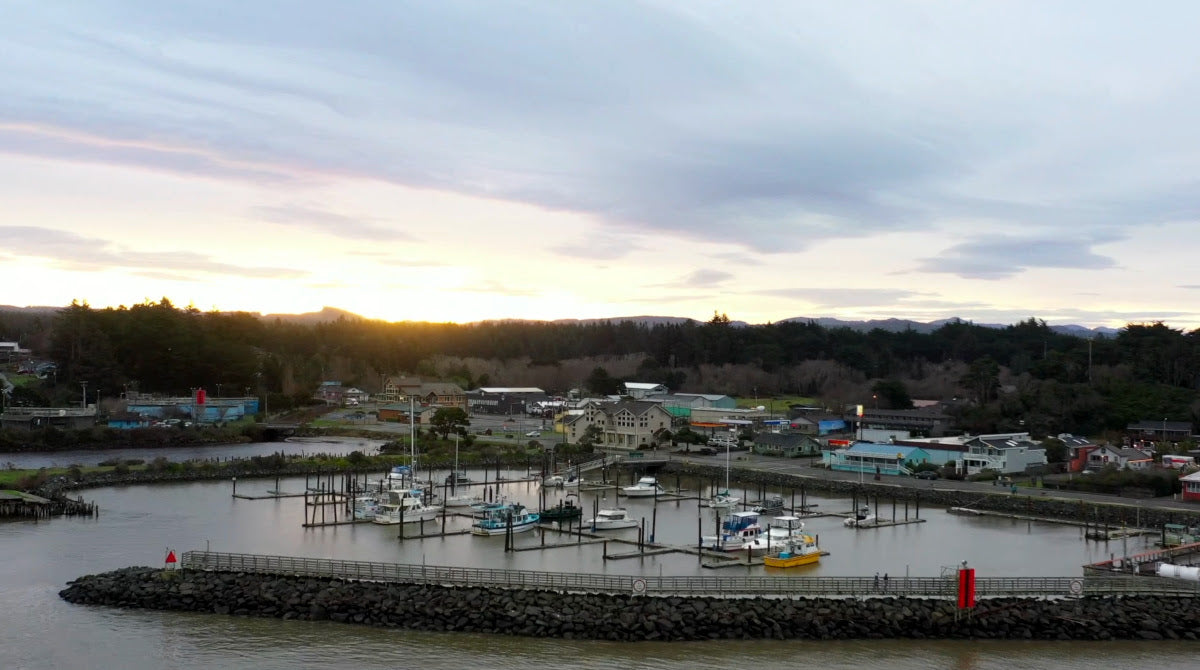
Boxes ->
[0,303,1124,337]
[259,306,366,325]
[777,316,1119,338]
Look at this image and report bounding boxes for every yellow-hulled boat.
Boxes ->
[763,527,821,568]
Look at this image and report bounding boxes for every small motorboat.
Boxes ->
[622,476,666,498]
[843,506,877,527]
[586,508,639,530]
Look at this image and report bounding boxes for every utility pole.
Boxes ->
[80,381,88,408]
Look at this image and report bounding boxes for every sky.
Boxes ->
[3,1,1200,329]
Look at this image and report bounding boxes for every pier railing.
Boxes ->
[180,551,1200,598]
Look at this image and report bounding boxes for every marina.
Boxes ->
[5,449,1200,669]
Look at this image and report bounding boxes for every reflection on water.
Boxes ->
[0,466,1191,670]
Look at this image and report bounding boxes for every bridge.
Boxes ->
[180,551,1200,599]
[262,423,300,439]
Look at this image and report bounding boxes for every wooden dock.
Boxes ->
[851,518,927,530]
[233,492,308,500]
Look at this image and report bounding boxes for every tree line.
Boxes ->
[2,301,1199,437]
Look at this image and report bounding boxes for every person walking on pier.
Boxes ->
[874,572,880,590]
[883,573,889,591]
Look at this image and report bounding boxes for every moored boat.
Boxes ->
[843,506,876,527]
[371,488,441,525]
[470,502,540,536]
[539,498,583,522]
[702,511,762,551]
[622,476,666,498]
[585,508,639,530]
[762,529,821,568]
[741,515,806,553]
[702,489,740,509]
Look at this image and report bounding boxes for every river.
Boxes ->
[2,442,1197,669]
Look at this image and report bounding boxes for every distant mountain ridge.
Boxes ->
[0,304,1123,337]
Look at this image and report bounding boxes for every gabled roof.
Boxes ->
[478,387,545,394]
[624,382,667,391]
[418,383,465,396]
[600,400,668,417]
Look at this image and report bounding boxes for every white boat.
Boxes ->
[740,515,806,553]
[444,492,484,507]
[470,502,540,536]
[586,508,639,530]
[702,490,740,510]
[843,506,877,527]
[541,475,565,488]
[372,488,441,525]
[622,476,666,498]
[562,473,581,488]
[702,511,763,551]
[704,438,740,509]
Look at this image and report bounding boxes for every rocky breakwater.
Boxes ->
[61,567,1200,641]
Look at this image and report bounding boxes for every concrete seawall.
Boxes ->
[60,567,1200,641]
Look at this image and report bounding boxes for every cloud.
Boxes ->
[753,287,927,308]
[650,269,732,289]
[551,236,640,261]
[915,236,1119,280]
[252,203,416,241]
[5,2,1200,281]
[0,226,306,279]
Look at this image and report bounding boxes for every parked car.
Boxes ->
[914,470,939,480]
[525,430,541,437]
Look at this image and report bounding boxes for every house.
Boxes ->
[563,400,672,450]
[1086,445,1154,471]
[824,442,933,476]
[1057,434,1101,473]
[752,432,822,458]
[377,376,424,403]
[623,382,668,399]
[415,383,468,411]
[1181,471,1200,502]
[1126,420,1193,442]
[961,435,1048,475]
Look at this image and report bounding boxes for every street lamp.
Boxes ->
[80,381,88,409]
[1163,417,1168,446]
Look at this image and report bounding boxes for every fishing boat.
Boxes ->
[701,511,763,551]
[541,474,565,488]
[622,476,666,498]
[843,506,876,527]
[372,488,441,525]
[763,516,820,569]
[562,472,581,488]
[539,497,583,522]
[470,502,540,536]
[585,508,639,530]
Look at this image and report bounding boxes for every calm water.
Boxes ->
[3,462,1197,669]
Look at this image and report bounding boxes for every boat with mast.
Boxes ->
[445,435,482,507]
[703,437,740,509]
